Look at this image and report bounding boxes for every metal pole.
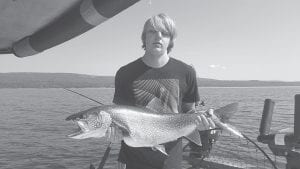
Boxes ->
[294,94,300,140]
[259,99,275,135]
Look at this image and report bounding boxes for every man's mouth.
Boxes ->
[153,42,162,46]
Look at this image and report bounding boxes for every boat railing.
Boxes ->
[257,94,300,169]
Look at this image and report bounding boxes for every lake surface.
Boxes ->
[1,87,299,169]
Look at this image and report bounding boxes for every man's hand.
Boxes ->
[105,125,123,143]
[195,109,216,131]
[182,102,216,131]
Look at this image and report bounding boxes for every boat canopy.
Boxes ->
[0,0,140,57]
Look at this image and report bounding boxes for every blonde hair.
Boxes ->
[141,13,177,53]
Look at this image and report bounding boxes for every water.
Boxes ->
[0,87,299,169]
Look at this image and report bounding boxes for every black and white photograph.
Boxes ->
[0,0,300,169]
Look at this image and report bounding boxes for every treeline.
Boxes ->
[1,72,300,88]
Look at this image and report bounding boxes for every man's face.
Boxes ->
[144,22,171,56]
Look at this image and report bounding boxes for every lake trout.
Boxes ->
[66,103,242,155]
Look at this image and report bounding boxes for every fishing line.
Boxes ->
[63,88,104,105]
[242,134,278,169]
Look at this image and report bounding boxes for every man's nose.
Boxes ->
[155,31,162,38]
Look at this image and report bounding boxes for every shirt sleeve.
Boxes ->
[113,68,122,104]
[113,67,133,105]
[117,141,127,163]
[182,66,200,103]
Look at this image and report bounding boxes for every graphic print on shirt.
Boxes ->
[132,79,179,114]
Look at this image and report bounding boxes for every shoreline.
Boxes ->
[1,86,300,89]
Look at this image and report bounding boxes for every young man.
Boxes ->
[112,13,215,169]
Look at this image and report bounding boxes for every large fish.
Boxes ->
[66,103,243,155]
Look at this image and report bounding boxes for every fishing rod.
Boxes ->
[63,88,104,105]
[62,88,110,169]
[242,134,278,169]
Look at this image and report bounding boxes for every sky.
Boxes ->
[1,0,300,81]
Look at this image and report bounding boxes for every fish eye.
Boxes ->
[96,122,102,127]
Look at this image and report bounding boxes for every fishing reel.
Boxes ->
[257,95,300,169]
[188,100,221,160]
[188,129,221,159]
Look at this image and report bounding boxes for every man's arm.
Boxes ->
[182,102,196,114]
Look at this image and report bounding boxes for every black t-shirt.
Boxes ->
[113,57,200,169]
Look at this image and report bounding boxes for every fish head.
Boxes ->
[66,108,112,139]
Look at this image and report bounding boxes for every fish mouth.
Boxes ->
[67,128,83,138]
[67,120,107,139]
[67,120,90,138]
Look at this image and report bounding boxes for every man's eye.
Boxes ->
[161,32,169,37]
[147,30,170,37]
[148,30,157,34]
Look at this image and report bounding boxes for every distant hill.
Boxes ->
[0,72,300,88]
[0,73,114,88]
[197,79,300,87]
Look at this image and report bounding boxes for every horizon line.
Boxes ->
[1,71,300,82]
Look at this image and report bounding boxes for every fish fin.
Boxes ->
[146,98,163,112]
[146,97,174,114]
[185,130,202,146]
[106,126,124,143]
[213,102,239,123]
[152,145,168,156]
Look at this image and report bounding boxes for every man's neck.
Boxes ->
[142,52,170,68]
